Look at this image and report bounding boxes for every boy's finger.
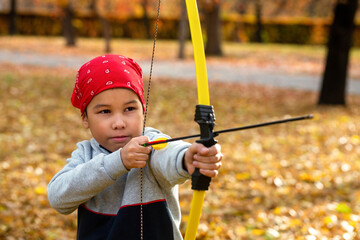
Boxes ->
[139,145,152,154]
[133,159,147,168]
[188,142,201,154]
[199,169,218,178]
[137,151,151,159]
[136,136,150,145]
[198,143,221,156]
[194,152,223,163]
[193,160,222,170]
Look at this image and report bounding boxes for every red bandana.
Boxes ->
[71,54,145,114]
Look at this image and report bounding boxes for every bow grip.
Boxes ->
[192,105,217,191]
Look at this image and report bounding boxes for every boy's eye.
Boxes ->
[126,107,136,112]
[99,109,111,114]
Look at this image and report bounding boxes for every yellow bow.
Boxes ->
[184,0,213,239]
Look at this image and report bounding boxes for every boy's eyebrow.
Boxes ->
[92,104,111,109]
[92,100,139,109]
[124,100,139,105]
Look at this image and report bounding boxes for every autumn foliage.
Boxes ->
[1,0,360,45]
[1,37,360,239]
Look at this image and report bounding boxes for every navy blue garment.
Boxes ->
[77,200,174,240]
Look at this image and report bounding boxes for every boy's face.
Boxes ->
[82,88,144,152]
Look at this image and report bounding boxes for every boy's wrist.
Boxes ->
[182,157,188,172]
[120,150,130,171]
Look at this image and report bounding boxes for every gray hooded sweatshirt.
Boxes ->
[47,127,191,240]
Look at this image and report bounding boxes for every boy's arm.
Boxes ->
[47,141,128,215]
[150,141,192,186]
[145,128,191,186]
[146,128,223,186]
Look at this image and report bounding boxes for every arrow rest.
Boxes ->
[194,105,218,147]
[192,104,218,191]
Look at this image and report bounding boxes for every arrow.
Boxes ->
[145,114,313,148]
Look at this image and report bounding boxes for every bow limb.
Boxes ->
[184,0,216,239]
[185,0,210,105]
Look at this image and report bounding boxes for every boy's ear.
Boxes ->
[81,113,89,129]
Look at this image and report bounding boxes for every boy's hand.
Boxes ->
[184,143,223,177]
[120,136,152,170]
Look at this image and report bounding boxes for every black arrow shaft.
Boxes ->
[214,114,313,135]
[145,114,313,146]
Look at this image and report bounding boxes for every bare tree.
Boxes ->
[62,2,76,46]
[271,0,287,16]
[233,1,246,42]
[307,0,318,17]
[90,0,111,53]
[203,0,222,56]
[101,17,111,53]
[142,0,151,39]
[9,0,17,35]
[318,0,358,105]
[178,0,188,59]
[254,0,263,43]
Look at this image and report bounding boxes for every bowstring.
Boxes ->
[140,0,161,239]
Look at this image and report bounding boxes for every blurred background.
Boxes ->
[1,0,360,239]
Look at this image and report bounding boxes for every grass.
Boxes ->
[1,37,360,239]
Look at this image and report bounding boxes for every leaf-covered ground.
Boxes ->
[1,37,360,239]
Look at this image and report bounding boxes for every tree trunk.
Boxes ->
[101,17,111,53]
[254,0,263,43]
[318,0,358,105]
[272,0,287,16]
[62,4,76,47]
[142,0,151,39]
[178,0,188,59]
[90,0,111,53]
[234,2,246,42]
[9,0,17,35]
[307,0,318,17]
[204,2,222,56]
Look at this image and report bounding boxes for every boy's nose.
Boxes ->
[112,115,125,129]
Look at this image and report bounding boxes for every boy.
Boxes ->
[47,55,223,240]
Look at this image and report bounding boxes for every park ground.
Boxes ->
[1,37,360,239]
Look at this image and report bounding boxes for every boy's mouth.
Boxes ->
[111,136,129,143]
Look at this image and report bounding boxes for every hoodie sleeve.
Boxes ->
[47,140,129,215]
[145,128,191,187]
